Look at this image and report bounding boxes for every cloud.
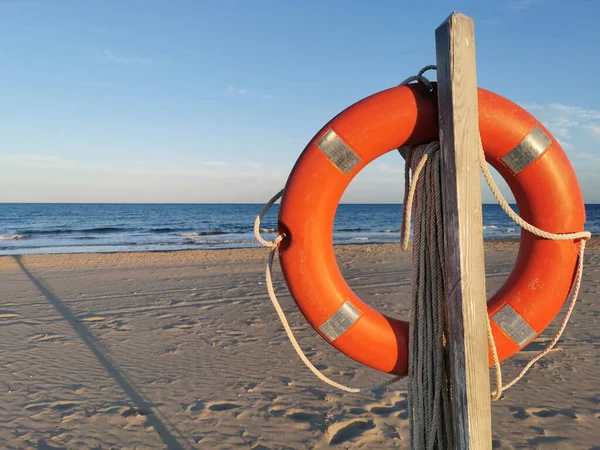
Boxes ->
[589,125,600,139]
[0,154,88,169]
[226,86,248,96]
[0,154,286,203]
[202,161,229,167]
[376,162,403,174]
[0,154,266,175]
[225,86,273,99]
[96,49,151,66]
[522,103,600,141]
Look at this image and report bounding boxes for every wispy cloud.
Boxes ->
[202,161,229,167]
[0,154,285,202]
[523,103,600,143]
[375,162,402,174]
[0,154,266,174]
[589,125,600,140]
[226,86,248,97]
[0,154,87,169]
[96,49,152,66]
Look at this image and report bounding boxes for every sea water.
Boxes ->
[1,203,598,255]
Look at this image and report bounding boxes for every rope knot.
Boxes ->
[254,189,286,249]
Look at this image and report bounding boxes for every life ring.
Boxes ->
[277,83,586,376]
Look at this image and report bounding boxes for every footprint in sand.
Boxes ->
[36,439,67,450]
[50,401,79,412]
[528,436,569,446]
[261,391,278,401]
[492,439,513,449]
[207,401,242,412]
[530,408,578,419]
[71,384,87,395]
[25,402,49,413]
[327,419,376,446]
[267,407,286,417]
[369,400,407,417]
[185,400,205,412]
[121,406,150,417]
[380,423,400,440]
[284,410,325,429]
[509,406,531,420]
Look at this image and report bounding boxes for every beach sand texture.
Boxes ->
[1,242,599,449]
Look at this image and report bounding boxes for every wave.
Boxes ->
[176,231,227,237]
[260,228,276,233]
[181,238,248,246]
[150,227,178,233]
[0,234,27,241]
[0,241,140,251]
[483,225,498,230]
[338,228,364,232]
[383,229,400,233]
[19,227,132,235]
[352,237,369,241]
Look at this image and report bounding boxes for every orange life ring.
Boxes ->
[277,83,586,376]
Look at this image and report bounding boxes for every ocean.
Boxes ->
[0,203,598,256]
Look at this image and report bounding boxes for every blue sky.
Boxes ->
[1,0,599,203]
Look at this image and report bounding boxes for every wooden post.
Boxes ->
[435,12,492,449]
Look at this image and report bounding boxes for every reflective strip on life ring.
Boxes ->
[277,83,586,376]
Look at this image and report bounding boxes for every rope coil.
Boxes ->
[401,142,453,448]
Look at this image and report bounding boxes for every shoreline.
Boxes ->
[2,238,598,270]
[2,235,598,260]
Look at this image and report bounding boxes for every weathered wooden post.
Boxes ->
[436,12,493,449]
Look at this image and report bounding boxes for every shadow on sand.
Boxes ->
[14,255,190,450]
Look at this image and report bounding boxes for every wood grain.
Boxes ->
[435,11,492,450]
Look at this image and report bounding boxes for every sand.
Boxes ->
[0,242,598,449]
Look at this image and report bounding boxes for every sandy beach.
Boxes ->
[1,241,598,449]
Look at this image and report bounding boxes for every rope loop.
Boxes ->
[253,189,285,248]
[253,188,402,393]
[399,64,437,91]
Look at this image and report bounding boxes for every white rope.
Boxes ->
[478,139,591,399]
[254,190,402,393]
[478,140,591,242]
[401,142,454,449]
[401,65,592,401]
